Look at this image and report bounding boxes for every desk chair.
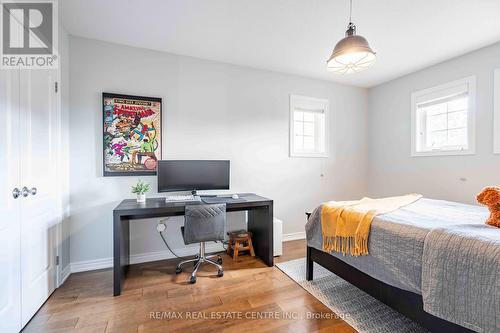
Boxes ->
[175,203,226,283]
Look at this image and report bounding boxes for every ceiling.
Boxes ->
[60,0,500,88]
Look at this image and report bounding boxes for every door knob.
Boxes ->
[12,188,21,199]
[21,186,37,197]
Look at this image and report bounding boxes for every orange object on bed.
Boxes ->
[476,186,500,228]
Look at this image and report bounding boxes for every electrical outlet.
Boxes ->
[156,223,166,232]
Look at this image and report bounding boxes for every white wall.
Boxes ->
[58,24,71,275]
[368,42,500,204]
[69,37,368,265]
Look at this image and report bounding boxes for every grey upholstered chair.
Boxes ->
[175,203,226,283]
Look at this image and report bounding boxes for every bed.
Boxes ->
[305,198,500,333]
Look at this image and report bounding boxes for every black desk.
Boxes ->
[113,193,273,296]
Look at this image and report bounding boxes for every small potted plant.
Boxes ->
[131,179,150,203]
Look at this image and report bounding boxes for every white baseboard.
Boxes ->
[69,235,305,274]
[129,242,224,264]
[71,257,113,273]
[283,231,306,241]
[70,242,226,273]
[60,265,71,285]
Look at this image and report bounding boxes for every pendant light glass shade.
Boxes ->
[327,16,376,74]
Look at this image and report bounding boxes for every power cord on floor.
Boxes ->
[157,218,226,259]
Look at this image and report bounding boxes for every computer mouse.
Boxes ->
[232,194,239,199]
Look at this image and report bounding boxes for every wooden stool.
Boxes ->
[227,230,255,261]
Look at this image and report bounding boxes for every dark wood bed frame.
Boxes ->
[305,215,474,333]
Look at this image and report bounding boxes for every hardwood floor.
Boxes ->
[23,240,356,333]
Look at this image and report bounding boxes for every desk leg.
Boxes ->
[247,203,273,266]
[113,214,130,296]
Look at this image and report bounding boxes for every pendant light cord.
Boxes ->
[346,0,355,35]
[349,0,353,23]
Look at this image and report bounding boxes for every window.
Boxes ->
[494,69,500,154]
[411,76,476,156]
[290,95,329,157]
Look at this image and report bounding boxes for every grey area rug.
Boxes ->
[276,258,428,333]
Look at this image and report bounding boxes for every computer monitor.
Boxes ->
[157,160,230,194]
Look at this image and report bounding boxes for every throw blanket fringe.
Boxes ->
[321,194,422,256]
[323,236,369,256]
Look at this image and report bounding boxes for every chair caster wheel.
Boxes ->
[175,267,182,274]
[217,270,224,277]
[190,276,197,284]
[217,257,223,265]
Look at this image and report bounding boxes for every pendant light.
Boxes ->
[327,0,376,74]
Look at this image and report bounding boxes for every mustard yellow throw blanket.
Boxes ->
[321,194,422,256]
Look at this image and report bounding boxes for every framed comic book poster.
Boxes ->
[102,93,162,176]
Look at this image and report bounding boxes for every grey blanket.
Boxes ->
[305,198,499,331]
[422,224,500,333]
[306,198,488,294]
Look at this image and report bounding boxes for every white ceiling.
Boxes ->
[60,0,500,88]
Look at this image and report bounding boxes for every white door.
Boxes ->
[0,70,22,333]
[19,69,59,326]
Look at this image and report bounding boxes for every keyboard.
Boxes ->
[165,195,201,202]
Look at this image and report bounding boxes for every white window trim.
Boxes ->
[289,94,329,158]
[410,76,476,157]
[494,69,500,154]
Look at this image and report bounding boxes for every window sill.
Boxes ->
[290,152,329,158]
[411,149,475,157]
